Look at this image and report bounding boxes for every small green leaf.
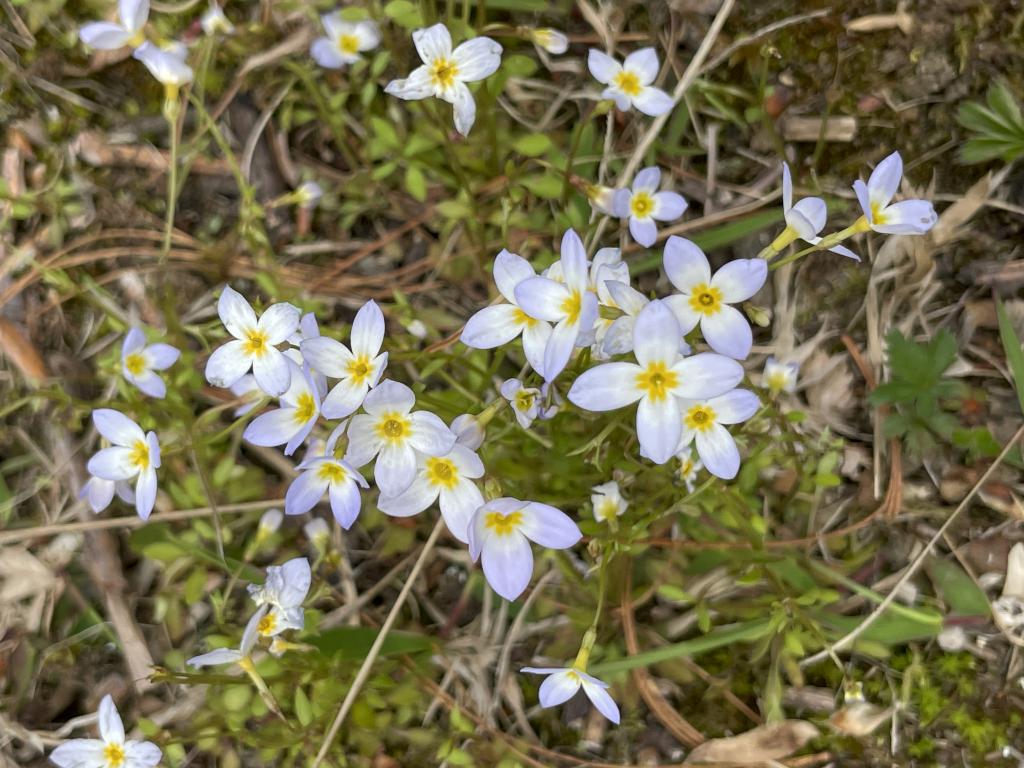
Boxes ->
[512,134,552,157]
[294,687,313,727]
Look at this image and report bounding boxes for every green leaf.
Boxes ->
[925,558,990,617]
[294,687,313,727]
[997,299,1024,416]
[512,134,552,157]
[520,173,563,199]
[404,165,427,202]
[309,627,435,659]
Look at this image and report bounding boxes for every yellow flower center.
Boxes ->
[430,57,459,89]
[257,612,277,636]
[243,328,269,357]
[512,307,537,328]
[338,33,360,55]
[635,361,678,403]
[598,499,619,521]
[767,371,790,393]
[123,352,147,376]
[293,392,317,424]
[103,742,126,768]
[347,354,372,384]
[870,200,887,225]
[684,404,717,432]
[425,457,458,490]
[129,440,149,471]
[514,390,535,412]
[560,289,582,325]
[376,413,410,444]
[484,510,524,536]
[613,70,642,97]
[680,458,694,476]
[688,283,723,316]
[127,30,146,48]
[629,191,655,218]
[317,461,348,483]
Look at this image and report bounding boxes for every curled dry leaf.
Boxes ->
[683,719,818,764]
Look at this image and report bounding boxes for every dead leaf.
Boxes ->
[828,701,894,736]
[684,720,818,764]
[781,116,857,143]
[0,318,48,385]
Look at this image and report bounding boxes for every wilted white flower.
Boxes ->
[311,14,380,69]
[385,23,503,136]
[587,48,674,116]
[591,480,627,523]
[246,557,312,638]
[49,694,160,768]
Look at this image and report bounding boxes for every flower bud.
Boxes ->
[530,28,568,55]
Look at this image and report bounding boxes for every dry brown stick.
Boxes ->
[621,570,705,748]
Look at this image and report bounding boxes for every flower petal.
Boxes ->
[252,347,292,397]
[93,408,145,446]
[789,197,826,238]
[628,216,658,247]
[538,670,581,707]
[852,179,872,221]
[709,388,760,424]
[49,740,107,767]
[781,162,793,211]
[637,395,681,465]
[514,277,570,322]
[461,304,525,350]
[351,300,385,357]
[363,379,414,416]
[652,191,687,221]
[300,336,353,379]
[218,285,257,339]
[98,694,126,743]
[375,443,417,497]
[81,477,116,513]
[259,303,301,344]
[328,478,362,529]
[518,502,581,549]
[124,740,162,767]
[188,648,243,667]
[559,229,588,288]
[88,447,138,481]
[311,37,347,68]
[131,370,166,399]
[438,479,483,543]
[632,299,681,366]
[343,415,382,466]
[873,199,937,235]
[134,468,157,520]
[285,468,329,516]
[696,423,741,479]
[604,280,647,316]
[205,339,252,388]
[701,304,753,360]
[451,36,503,81]
[408,411,457,456]
[450,81,476,135]
[581,680,621,723]
[243,407,298,448]
[543,318,579,382]
[79,22,132,49]
[633,85,674,116]
[492,249,534,303]
[662,293,701,334]
[145,343,180,370]
[321,378,370,419]
[413,23,452,63]
[385,66,435,100]
[663,236,710,292]
[521,319,553,377]
[275,557,312,607]
[120,0,149,33]
[611,188,632,218]
[567,362,643,410]
[481,531,533,601]
[587,49,620,84]
[623,47,659,84]
[711,258,767,303]
[378,473,438,518]
[632,166,661,192]
[867,150,902,209]
[122,327,146,356]
[671,353,744,399]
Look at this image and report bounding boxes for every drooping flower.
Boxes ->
[468,497,581,601]
[587,48,674,116]
[514,229,599,381]
[188,604,263,668]
[586,183,617,216]
[311,14,380,69]
[500,378,541,428]
[344,380,456,497]
[674,388,760,479]
[300,300,388,419]
[285,448,369,529]
[769,163,857,259]
[378,442,484,543]
[242,360,320,456]
[612,167,687,247]
[304,517,331,552]
[384,23,503,136]
[762,356,799,395]
[134,40,193,94]
[567,300,743,465]
[246,557,311,638]
[86,409,161,519]
[677,447,703,493]
[530,28,568,54]
[662,237,767,360]
[200,3,234,35]
[853,151,937,235]
[205,285,301,397]
[591,480,627,523]
[79,0,149,50]
[120,326,180,399]
[520,666,620,724]
[461,249,552,377]
[451,413,485,449]
[49,694,161,768]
